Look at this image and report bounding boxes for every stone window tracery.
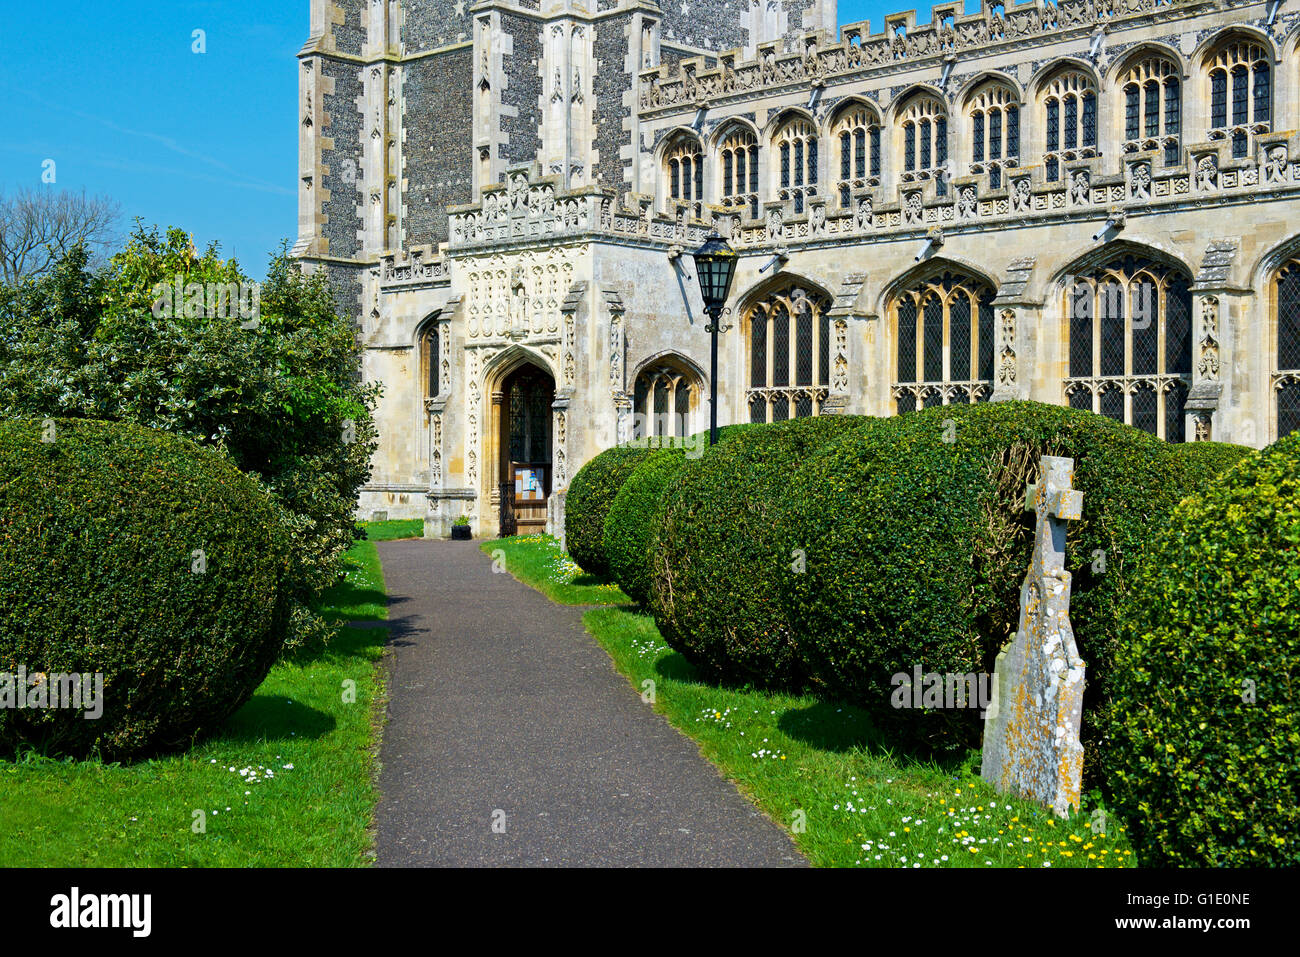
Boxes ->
[832,103,881,208]
[774,117,819,215]
[1273,259,1300,439]
[900,95,949,196]
[892,270,996,413]
[1207,40,1270,159]
[745,284,832,422]
[719,126,760,220]
[633,358,698,439]
[1121,56,1181,166]
[1064,254,1193,441]
[664,132,704,215]
[967,83,1020,189]
[1042,70,1097,182]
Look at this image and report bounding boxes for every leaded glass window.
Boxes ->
[1043,71,1095,181]
[893,270,997,410]
[1064,254,1194,440]
[1275,261,1300,439]
[1208,41,1271,160]
[745,285,833,422]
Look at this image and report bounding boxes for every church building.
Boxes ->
[293,0,1300,536]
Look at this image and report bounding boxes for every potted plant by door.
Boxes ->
[450,515,473,540]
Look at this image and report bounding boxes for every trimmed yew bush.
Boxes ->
[648,414,869,688]
[603,448,689,607]
[566,425,753,579]
[1105,434,1299,866]
[0,418,293,760]
[565,446,655,577]
[780,402,1250,761]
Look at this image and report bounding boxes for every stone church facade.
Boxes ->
[294,0,1300,537]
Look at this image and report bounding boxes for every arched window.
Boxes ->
[1120,56,1181,166]
[745,284,833,422]
[966,83,1020,189]
[1042,69,1098,181]
[719,126,760,220]
[831,103,882,207]
[899,95,949,196]
[1207,40,1270,159]
[419,320,440,399]
[1274,259,1300,439]
[773,116,819,215]
[633,359,698,439]
[892,270,997,413]
[1064,254,1193,441]
[663,133,704,214]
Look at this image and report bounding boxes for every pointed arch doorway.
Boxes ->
[496,362,555,536]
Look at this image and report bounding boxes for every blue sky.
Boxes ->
[0,1,898,280]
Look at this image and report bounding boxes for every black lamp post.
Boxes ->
[691,231,738,446]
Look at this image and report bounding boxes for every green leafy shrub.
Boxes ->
[648,415,868,688]
[565,446,656,577]
[603,448,689,607]
[0,229,378,656]
[566,425,754,579]
[780,402,1249,761]
[1105,434,1299,866]
[0,418,293,760]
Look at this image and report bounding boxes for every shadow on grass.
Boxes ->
[778,700,978,772]
[777,700,890,754]
[219,694,338,745]
[653,649,709,685]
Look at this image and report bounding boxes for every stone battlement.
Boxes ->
[639,0,1253,114]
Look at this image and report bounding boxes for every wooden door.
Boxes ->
[510,462,550,534]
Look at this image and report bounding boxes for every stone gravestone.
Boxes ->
[981,456,1087,817]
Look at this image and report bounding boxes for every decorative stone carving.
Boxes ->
[609,313,625,393]
[766,208,783,241]
[1265,145,1289,184]
[856,197,873,230]
[430,412,443,485]
[904,191,923,224]
[1129,162,1151,201]
[1194,412,1212,442]
[832,319,849,392]
[810,202,826,234]
[1196,155,1218,191]
[554,410,567,485]
[1012,177,1031,212]
[982,456,1087,818]
[997,309,1017,388]
[1199,295,1221,380]
[957,186,977,219]
[1070,170,1090,205]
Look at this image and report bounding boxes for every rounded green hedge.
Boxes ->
[779,401,1251,760]
[603,447,689,607]
[648,414,870,688]
[565,445,656,577]
[0,418,293,759]
[1105,433,1299,866]
[565,425,754,579]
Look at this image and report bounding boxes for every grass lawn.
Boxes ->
[0,538,390,867]
[360,518,425,541]
[482,534,629,605]
[495,535,1135,868]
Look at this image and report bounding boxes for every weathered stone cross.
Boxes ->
[981,456,1088,818]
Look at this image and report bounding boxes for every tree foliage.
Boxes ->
[0,224,378,653]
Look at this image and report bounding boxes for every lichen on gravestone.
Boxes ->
[981,455,1087,818]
